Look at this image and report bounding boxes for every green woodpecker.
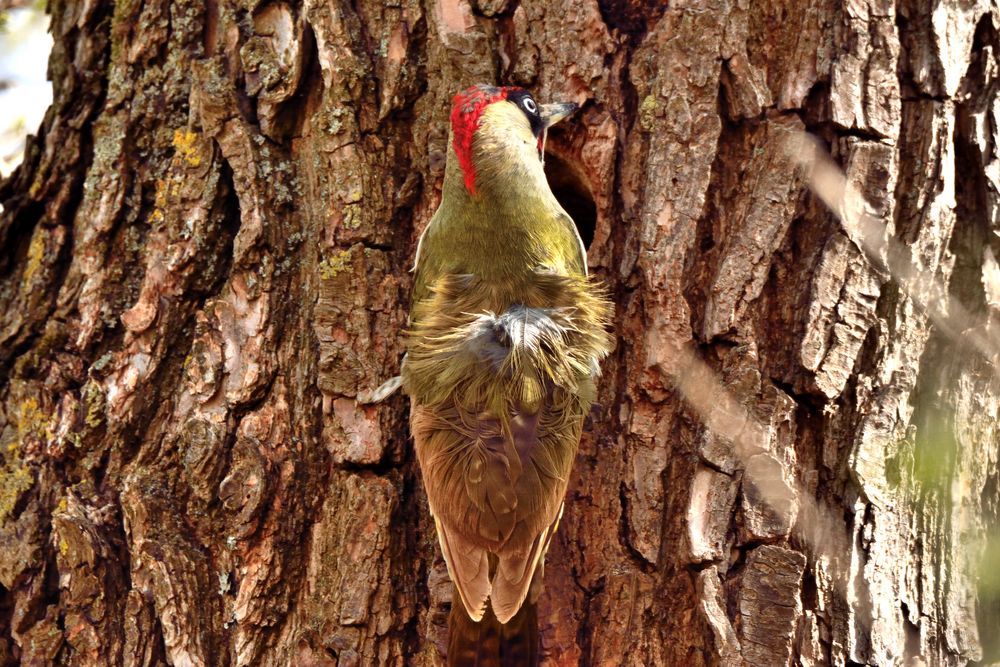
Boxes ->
[403,84,612,664]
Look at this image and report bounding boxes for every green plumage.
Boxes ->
[402,91,613,647]
[406,270,611,412]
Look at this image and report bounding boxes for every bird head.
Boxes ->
[449,84,578,196]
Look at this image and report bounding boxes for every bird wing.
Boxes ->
[411,384,583,623]
[490,502,564,623]
[487,385,581,622]
[555,210,589,277]
[432,514,491,622]
[412,403,518,622]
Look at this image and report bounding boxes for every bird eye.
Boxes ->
[522,98,538,114]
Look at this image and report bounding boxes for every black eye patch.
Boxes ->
[506,90,544,138]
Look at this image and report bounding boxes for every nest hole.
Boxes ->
[544,152,597,249]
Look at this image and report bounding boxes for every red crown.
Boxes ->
[450,84,525,195]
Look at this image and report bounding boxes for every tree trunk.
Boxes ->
[1,0,999,665]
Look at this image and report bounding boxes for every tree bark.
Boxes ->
[1,0,999,665]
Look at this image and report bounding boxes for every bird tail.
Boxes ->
[447,590,539,667]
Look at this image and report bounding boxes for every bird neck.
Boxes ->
[437,155,576,282]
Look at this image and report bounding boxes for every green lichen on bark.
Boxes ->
[319,249,353,280]
[0,399,47,521]
[638,94,659,131]
[0,464,33,523]
[82,380,105,429]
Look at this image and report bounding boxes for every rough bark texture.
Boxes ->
[1,1,999,665]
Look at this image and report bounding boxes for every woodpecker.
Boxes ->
[402,84,613,665]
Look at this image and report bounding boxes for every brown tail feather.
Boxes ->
[447,593,539,667]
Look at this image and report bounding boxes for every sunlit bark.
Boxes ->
[1,1,998,665]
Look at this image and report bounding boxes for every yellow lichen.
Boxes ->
[17,397,49,444]
[58,538,69,557]
[319,249,352,280]
[639,94,659,132]
[21,230,46,285]
[0,465,33,522]
[342,206,362,230]
[0,398,47,521]
[172,129,202,167]
[82,380,105,429]
[28,176,44,199]
[149,178,167,224]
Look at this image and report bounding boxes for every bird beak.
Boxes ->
[539,102,579,129]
